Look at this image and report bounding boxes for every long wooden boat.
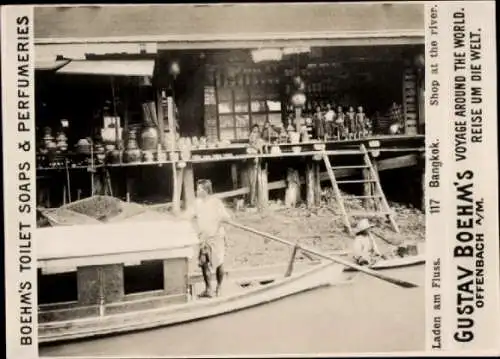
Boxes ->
[39,260,348,344]
[342,254,425,272]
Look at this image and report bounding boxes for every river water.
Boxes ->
[40,266,425,357]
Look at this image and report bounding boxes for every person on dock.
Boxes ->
[352,219,383,266]
[183,179,231,298]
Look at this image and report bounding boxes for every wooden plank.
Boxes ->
[249,159,258,206]
[182,163,196,209]
[306,163,315,207]
[313,162,321,207]
[377,154,418,171]
[230,163,238,189]
[363,167,371,208]
[257,161,269,209]
[322,154,352,235]
[361,145,399,233]
[157,88,165,149]
[172,163,183,214]
[285,246,299,277]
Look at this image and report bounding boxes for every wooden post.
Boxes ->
[125,169,132,202]
[230,163,238,189]
[295,107,302,132]
[306,162,315,208]
[362,167,371,210]
[157,88,165,149]
[313,161,321,206]
[172,163,184,214]
[284,245,299,277]
[240,160,251,204]
[183,162,196,209]
[420,153,425,212]
[257,160,268,209]
[167,96,176,152]
[371,158,380,211]
[249,159,258,207]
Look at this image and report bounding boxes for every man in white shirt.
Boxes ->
[183,179,231,297]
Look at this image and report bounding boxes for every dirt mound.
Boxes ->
[39,196,173,227]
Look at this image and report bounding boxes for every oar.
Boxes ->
[226,220,419,289]
[371,230,403,247]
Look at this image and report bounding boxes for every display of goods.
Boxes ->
[124,130,141,163]
[289,132,300,144]
[180,149,191,161]
[63,195,125,221]
[124,149,141,163]
[142,150,155,162]
[76,138,92,154]
[169,152,179,161]
[156,150,167,162]
[108,149,122,164]
[270,145,281,154]
[104,143,116,152]
[140,125,158,151]
[55,132,68,152]
[45,140,57,153]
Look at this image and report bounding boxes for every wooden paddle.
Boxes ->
[226,220,419,289]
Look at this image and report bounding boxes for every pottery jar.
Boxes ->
[141,125,158,151]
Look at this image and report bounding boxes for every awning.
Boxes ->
[56,59,155,77]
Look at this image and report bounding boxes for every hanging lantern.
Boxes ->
[414,53,425,69]
[291,90,307,108]
[169,61,181,78]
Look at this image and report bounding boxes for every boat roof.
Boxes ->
[37,218,198,267]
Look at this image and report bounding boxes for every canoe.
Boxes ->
[343,254,425,272]
[39,261,349,344]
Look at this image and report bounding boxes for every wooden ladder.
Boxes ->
[322,145,399,236]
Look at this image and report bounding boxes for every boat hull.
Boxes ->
[39,262,347,344]
[343,255,425,272]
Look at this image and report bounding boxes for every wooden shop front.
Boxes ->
[34,3,425,214]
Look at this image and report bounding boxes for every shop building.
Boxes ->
[35,3,425,212]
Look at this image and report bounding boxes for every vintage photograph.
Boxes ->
[33,3,426,356]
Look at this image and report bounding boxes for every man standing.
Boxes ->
[183,179,231,298]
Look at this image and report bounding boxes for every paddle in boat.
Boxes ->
[37,198,421,345]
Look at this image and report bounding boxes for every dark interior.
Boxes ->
[123,260,164,295]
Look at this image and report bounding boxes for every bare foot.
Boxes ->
[199,290,213,298]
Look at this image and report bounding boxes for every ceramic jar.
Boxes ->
[124,130,141,163]
[141,125,158,151]
[76,138,91,154]
[94,143,106,164]
[55,132,68,152]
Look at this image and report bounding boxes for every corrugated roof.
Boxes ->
[35,3,424,42]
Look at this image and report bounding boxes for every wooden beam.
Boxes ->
[209,155,420,201]
[306,163,315,207]
[257,161,269,209]
[172,163,183,214]
[313,162,321,206]
[230,163,238,189]
[183,163,196,209]
[377,154,418,171]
